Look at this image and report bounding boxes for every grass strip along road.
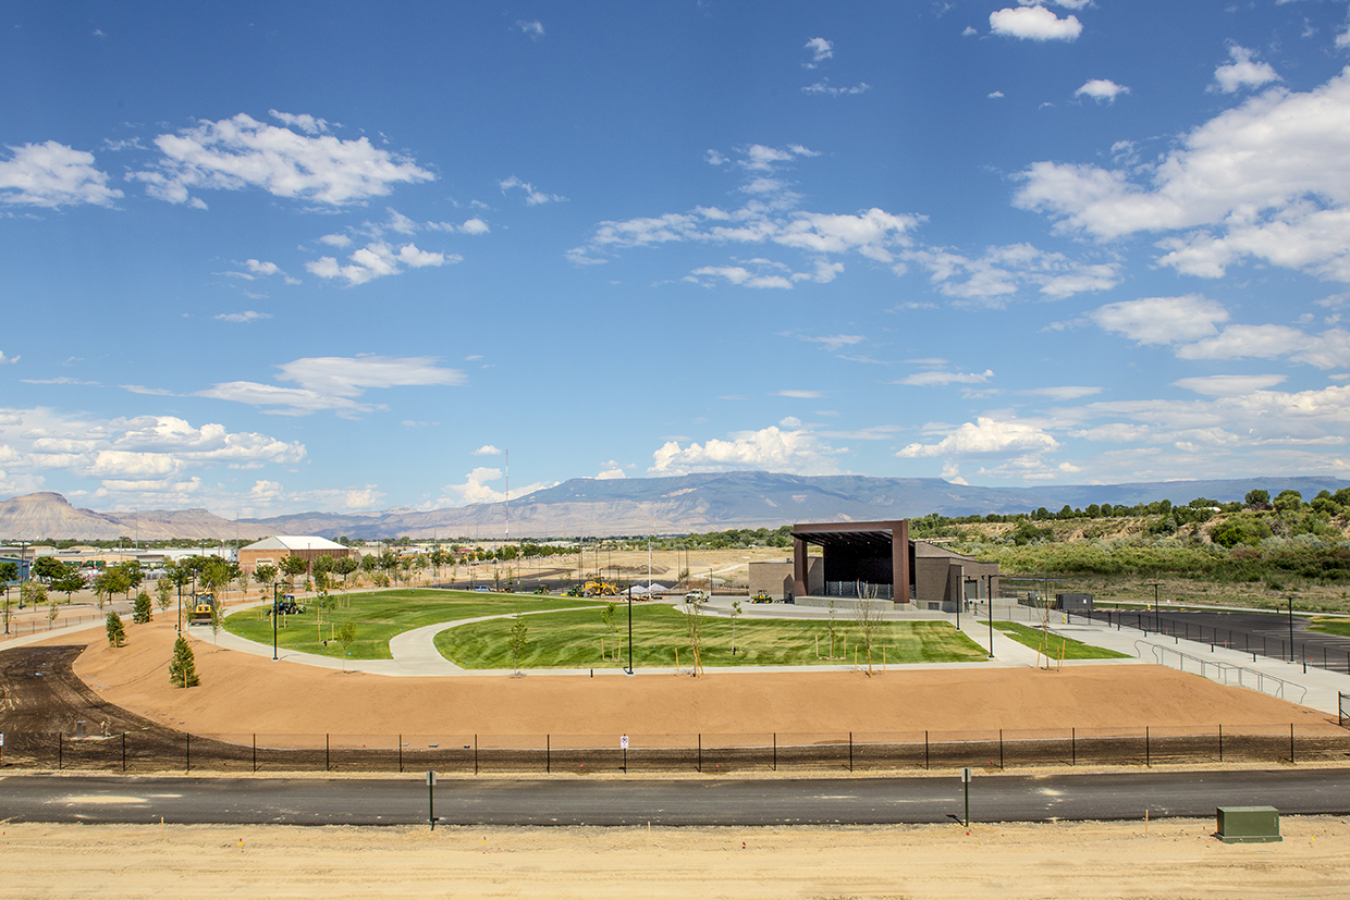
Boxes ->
[992,621,1129,660]
[435,604,989,669]
[224,589,604,660]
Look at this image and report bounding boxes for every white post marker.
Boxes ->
[620,734,629,750]
[621,734,629,773]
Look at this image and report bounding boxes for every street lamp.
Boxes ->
[1288,595,1295,663]
[626,584,634,676]
[986,573,994,657]
[273,581,280,661]
[1147,582,1162,631]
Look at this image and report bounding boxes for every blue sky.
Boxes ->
[4,0,1350,517]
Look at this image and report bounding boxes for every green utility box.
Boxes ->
[1216,806,1282,843]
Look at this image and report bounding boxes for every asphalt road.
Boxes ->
[2,769,1349,826]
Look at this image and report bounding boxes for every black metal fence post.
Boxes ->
[1218,725,1223,763]
[1290,723,1296,765]
[58,732,62,771]
[252,734,257,773]
[398,734,403,774]
[999,729,1004,770]
[326,734,330,772]
[1145,726,1150,767]
[122,732,126,773]
[1071,728,1075,767]
[925,730,929,770]
[474,734,478,775]
[697,734,702,773]
[849,732,853,772]
[546,734,550,774]
[772,733,777,772]
[185,733,190,772]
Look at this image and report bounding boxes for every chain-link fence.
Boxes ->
[3,724,1348,775]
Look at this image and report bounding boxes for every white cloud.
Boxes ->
[804,37,833,65]
[439,466,552,506]
[905,243,1119,304]
[687,264,793,290]
[1212,45,1281,94]
[472,444,503,456]
[0,141,122,208]
[776,389,825,398]
[896,417,1060,458]
[307,240,457,286]
[268,109,329,134]
[214,310,272,323]
[517,20,544,40]
[0,351,18,365]
[649,424,845,476]
[1075,79,1129,103]
[802,80,871,97]
[131,112,434,207]
[895,369,995,387]
[989,5,1082,41]
[244,259,281,277]
[199,355,466,416]
[1176,324,1350,369]
[1088,295,1230,345]
[1173,374,1288,397]
[800,334,864,352]
[459,217,490,235]
[0,407,306,496]
[1015,68,1350,282]
[595,461,627,480]
[499,175,566,206]
[988,91,1005,99]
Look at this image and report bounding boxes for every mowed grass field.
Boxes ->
[223,589,603,660]
[992,621,1130,660]
[434,603,989,669]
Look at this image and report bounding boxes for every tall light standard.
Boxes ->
[272,581,280,661]
[985,573,994,657]
[1288,595,1296,663]
[1147,581,1162,632]
[626,583,634,676]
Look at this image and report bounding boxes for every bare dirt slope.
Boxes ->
[2,818,1348,900]
[64,618,1338,739]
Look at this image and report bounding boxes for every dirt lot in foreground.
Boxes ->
[2,817,1348,900]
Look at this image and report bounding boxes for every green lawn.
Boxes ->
[1309,617,1350,637]
[223,589,603,660]
[434,604,990,669]
[992,621,1129,660]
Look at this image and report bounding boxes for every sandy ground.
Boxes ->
[2,817,1348,899]
[67,617,1340,740]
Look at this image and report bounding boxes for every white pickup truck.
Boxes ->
[684,589,709,603]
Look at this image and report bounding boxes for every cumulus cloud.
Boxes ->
[131,112,433,207]
[214,310,272,323]
[199,355,466,416]
[595,461,627,480]
[0,407,306,499]
[1173,374,1288,397]
[896,417,1060,458]
[517,20,544,40]
[499,175,566,205]
[438,467,551,506]
[0,141,123,208]
[989,5,1082,41]
[472,444,503,456]
[307,241,457,286]
[1088,295,1230,345]
[0,351,18,365]
[804,37,833,65]
[1075,79,1129,103]
[905,243,1119,304]
[1212,45,1281,94]
[649,424,845,476]
[894,369,995,387]
[1015,68,1350,282]
[800,334,864,352]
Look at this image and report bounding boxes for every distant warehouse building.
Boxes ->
[238,536,353,576]
[748,519,999,611]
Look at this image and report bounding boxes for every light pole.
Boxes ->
[626,584,634,676]
[986,574,994,657]
[1288,595,1295,663]
[272,581,280,661]
[1147,582,1161,631]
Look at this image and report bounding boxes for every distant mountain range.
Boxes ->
[0,472,1344,541]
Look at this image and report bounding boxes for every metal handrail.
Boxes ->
[1134,640,1307,704]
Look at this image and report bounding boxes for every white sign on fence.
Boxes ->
[961,766,972,783]
[426,770,436,786]
[620,734,629,750]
